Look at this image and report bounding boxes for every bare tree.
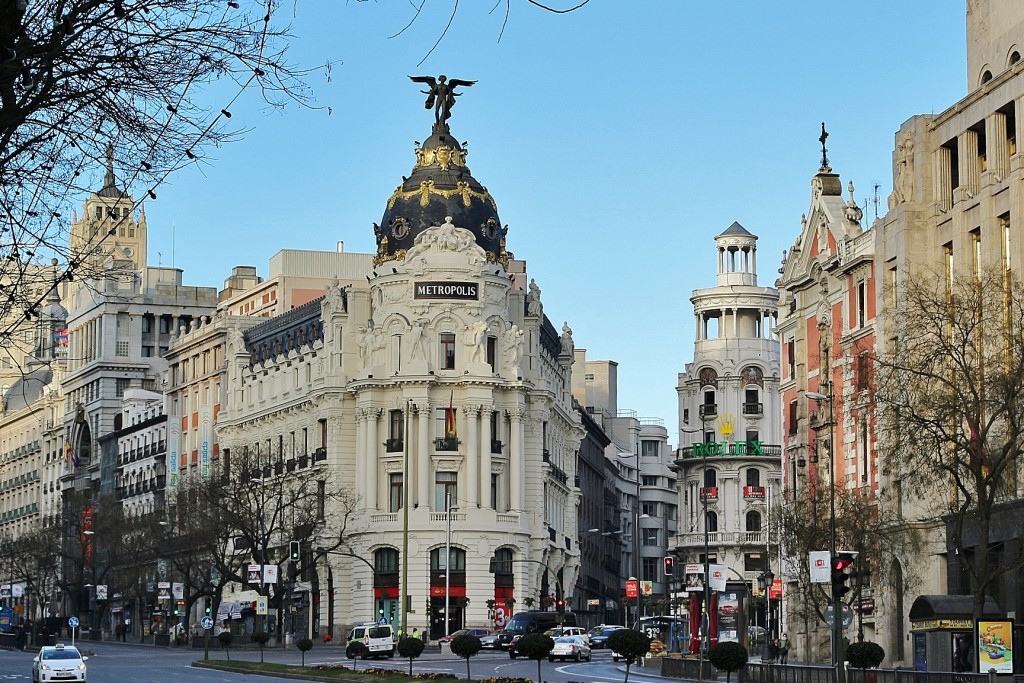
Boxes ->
[176,446,358,639]
[875,269,1024,618]
[775,484,920,658]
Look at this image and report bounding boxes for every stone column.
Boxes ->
[365,408,379,510]
[465,405,480,507]
[355,410,366,508]
[480,408,493,509]
[986,111,1010,180]
[934,145,952,211]
[418,402,431,509]
[958,129,980,199]
[509,407,524,510]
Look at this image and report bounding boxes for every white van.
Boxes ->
[346,622,396,659]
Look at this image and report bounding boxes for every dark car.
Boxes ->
[497,610,577,651]
[480,630,504,649]
[437,628,492,645]
[588,624,626,649]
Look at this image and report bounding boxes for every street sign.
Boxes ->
[68,617,79,628]
[201,616,214,630]
[256,596,268,616]
[625,579,639,598]
[377,615,389,625]
[823,603,854,628]
[247,564,261,585]
[809,551,831,583]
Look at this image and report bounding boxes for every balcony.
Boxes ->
[743,402,763,416]
[385,438,404,453]
[677,530,767,547]
[677,442,782,459]
[698,403,718,419]
[491,440,503,454]
[700,486,718,500]
[314,447,327,462]
[743,485,766,499]
[434,437,459,452]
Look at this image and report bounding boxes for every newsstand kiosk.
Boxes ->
[908,595,1003,673]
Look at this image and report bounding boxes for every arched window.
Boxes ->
[492,548,513,575]
[375,548,399,573]
[704,468,717,488]
[705,511,718,533]
[431,547,466,571]
[746,468,761,487]
[746,510,762,532]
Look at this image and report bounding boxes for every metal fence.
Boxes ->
[660,660,1004,683]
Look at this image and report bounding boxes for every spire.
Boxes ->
[104,143,116,188]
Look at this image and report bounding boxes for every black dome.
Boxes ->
[374,128,507,267]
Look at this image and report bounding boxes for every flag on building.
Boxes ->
[53,328,68,346]
[445,391,456,439]
[65,441,80,469]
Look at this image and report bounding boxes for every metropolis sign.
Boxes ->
[414,282,479,300]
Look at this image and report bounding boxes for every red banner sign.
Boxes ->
[625,580,639,599]
[769,578,783,600]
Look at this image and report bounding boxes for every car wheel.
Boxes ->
[575,652,581,662]
[346,647,354,659]
[587,652,592,662]
[613,655,619,662]
[548,656,555,662]
[510,652,516,659]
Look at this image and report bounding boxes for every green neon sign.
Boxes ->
[692,441,764,457]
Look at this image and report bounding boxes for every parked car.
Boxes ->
[32,644,87,683]
[437,628,492,645]
[480,630,504,649]
[588,625,626,649]
[549,635,592,662]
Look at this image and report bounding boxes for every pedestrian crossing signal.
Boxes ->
[664,556,675,576]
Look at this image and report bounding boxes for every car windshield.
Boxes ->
[368,627,391,638]
[43,649,82,660]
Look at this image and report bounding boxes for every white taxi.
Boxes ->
[32,643,88,682]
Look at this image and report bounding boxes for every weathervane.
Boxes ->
[819,122,831,172]
[410,75,477,132]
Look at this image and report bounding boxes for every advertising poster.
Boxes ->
[684,564,704,592]
[977,620,1013,673]
[718,592,740,643]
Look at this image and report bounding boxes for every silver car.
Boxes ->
[480,630,503,649]
[549,635,592,662]
[32,644,88,683]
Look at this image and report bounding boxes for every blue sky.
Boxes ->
[123,2,967,446]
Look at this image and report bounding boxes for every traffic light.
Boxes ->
[664,556,675,577]
[174,600,184,615]
[831,551,858,600]
[555,598,565,613]
[289,540,300,561]
[287,561,298,582]
[204,604,212,615]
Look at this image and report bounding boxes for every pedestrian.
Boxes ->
[767,637,779,663]
[412,627,420,640]
[123,616,131,641]
[779,634,791,664]
[15,618,26,651]
[115,621,122,640]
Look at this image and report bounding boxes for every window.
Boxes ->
[389,473,403,512]
[435,472,457,511]
[490,411,502,453]
[641,440,659,458]
[746,468,760,487]
[642,557,658,582]
[744,388,761,415]
[745,429,759,443]
[788,400,798,434]
[159,316,172,334]
[387,410,403,452]
[491,473,499,510]
[492,548,513,575]
[856,280,867,328]
[375,548,400,573]
[116,378,129,397]
[745,511,762,531]
[700,466,716,489]
[705,511,718,532]
[642,527,659,546]
[744,553,767,573]
[641,475,658,487]
[431,546,465,571]
[440,333,456,369]
[486,336,497,371]
[786,340,795,379]
[642,502,657,517]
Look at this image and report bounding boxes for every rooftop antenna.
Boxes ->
[872,183,881,223]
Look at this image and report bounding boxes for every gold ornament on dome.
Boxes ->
[414,145,467,171]
[387,179,496,210]
[373,248,406,267]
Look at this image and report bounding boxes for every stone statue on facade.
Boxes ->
[410,75,477,129]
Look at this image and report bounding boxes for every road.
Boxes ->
[0,641,677,683]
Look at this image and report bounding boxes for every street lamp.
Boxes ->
[444,493,460,638]
[807,388,841,679]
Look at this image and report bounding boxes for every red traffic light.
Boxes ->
[664,556,675,576]
[833,558,853,571]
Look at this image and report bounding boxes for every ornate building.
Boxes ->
[214,82,583,640]
[675,223,782,648]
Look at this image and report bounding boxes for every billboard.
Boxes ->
[977,620,1013,674]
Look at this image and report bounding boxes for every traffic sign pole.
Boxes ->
[68,616,79,647]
